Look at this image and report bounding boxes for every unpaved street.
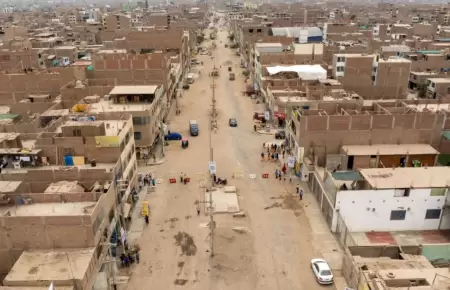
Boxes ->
[124,28,338,290]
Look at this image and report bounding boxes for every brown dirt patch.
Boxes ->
[174,232,197,256]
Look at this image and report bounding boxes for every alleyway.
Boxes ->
[123,27,344,290]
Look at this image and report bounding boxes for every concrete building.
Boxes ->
[305,166,450,245]
[0,112,137,287]
[425,78,450,99]
[4,248,97,289]
[332,53,411,99]
[289,101,449,167]
[85,85,166,160]
[103,14,131,31]
[343,246,450,290]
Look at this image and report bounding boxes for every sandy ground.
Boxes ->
[123,27,341,290]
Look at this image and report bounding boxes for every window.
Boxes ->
[425,209,441,219]
[134,132,142,140]
[390,210,406,220]
[372,75,376,82]
[394,188,410,197]
[257,28,262,33]
[430,188,446,196]
[336,66,344,72]
[73,129,81,136]
[372,67,377,73]
[431,82,436,88]
[249,28,254,33]
[337,56,345,62]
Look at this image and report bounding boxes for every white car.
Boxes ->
[311,259,334,285]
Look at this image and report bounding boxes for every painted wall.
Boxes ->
[336,188,448,232]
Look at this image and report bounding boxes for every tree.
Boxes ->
[196,35,205,44]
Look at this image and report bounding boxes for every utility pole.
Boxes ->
[207,60,218,257]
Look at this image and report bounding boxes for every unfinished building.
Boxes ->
[342,246,450,290]
[291,100,450,167]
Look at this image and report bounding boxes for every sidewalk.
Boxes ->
[299,182,347,289]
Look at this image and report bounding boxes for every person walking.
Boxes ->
[254,124,257,132]
[299,189,303,200]
[180,172,184,183]
[197,203,201,216]
[135,251,140,264]
[152,153,156,163]
[183,173,187,184]
[144,214,149,225]
[124,255,130,267]
[296,184,300,194]
[261,152,265,161]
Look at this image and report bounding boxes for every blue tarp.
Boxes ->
[64,155,74,166]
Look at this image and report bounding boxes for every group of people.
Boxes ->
[274,163,287,180]
[179,172,190,184]
[261,142,286,162]
[120,251,140,268]
[138,173,156,191]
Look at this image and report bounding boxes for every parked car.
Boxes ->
[275,131,286,139]
[311,259,334,285]
[165,132,182,141]
[229,118,238,127]
[182,83,190,90]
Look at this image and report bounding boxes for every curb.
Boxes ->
[144,159,166,166]
[256,130,276,135]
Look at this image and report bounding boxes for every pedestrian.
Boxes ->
[124,256,130,267]
[180,172,183,183]
[296,184,299,194]
[183,173,187,184]
[282,150,285,158]
[135,251,140,264]
[213,174,217,183]
[299,189,303,200]
[282,163,287,175]
[144,214,149,225]
[262,142,265,149]
[152,153,156,163]
[152,178,156,186]
[120,253,126,266]
[127,252,134,264]
[254,124,257,132]
[274,169,278,179]
[261,152,265,161]
[197,203,201,215]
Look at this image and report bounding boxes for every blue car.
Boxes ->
[165,132,182,140]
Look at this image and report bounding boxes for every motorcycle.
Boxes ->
[215,178,227,186]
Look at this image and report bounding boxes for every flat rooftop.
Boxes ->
[359,167,450,189]
[427,77,450,83]
[341,144,439,156]
[109,85,159,95]
[59,120,125,136]
[88,99,154,113]
[0,287,73,290]
[0,181,22,193]
[0,202,97,217]
[4,248,95,286]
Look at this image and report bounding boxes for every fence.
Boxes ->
[335,211,357,248]
[308,172,334,229]
[432,273,450,290]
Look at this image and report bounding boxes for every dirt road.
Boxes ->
[124,28,337,290]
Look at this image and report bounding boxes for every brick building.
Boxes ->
[332,53,411,99]
[288,100,450,167]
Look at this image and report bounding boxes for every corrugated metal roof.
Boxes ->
[331,171,363,181]
[443,131,450,141]
[109,85,159,95]
[270,27,322,38]
[417,50,441,54]
[307,27,322,37]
